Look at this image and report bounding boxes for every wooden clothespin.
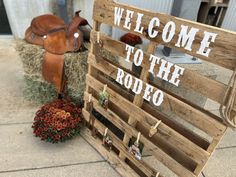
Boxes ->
[135,132,141,145]
[97,31,100,44]
[103,84,107,94]
[149,120,162,137]
[89,94,92,103]
[104,128,108,137]
[156,172,160,177]
[96,31,103,48]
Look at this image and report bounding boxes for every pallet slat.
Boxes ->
[87,54,226,138]
[93,0,236,70]
[119,42,157,161]
[82,0,233,176]
[98,74,210,150]
[83,97,195,177]
[80,122,140,177]
[90,31,232,110]
[85,74,211,166]
[82,109,158,177]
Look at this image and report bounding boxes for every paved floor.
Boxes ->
[0,36,120,177]
[0,36,235,177]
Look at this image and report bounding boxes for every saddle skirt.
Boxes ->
[42,52,65,94]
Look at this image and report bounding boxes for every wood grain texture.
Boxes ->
[82,109,158,177]
[87,53,226,138]
[80,126,140,177]
[93,0,236,70]
[83,103,195,177]
[97,74,210,150]
[119,42,157,160]
[90,31,232,110]
[81,0,235,176]
[85,74,211,165]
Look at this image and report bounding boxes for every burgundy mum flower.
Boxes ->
[32,99,81,143]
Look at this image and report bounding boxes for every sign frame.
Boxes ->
[82,0,236,176]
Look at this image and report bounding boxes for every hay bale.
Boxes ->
[23,74,57,104]
[16,40,118,104]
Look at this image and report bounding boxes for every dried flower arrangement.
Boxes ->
[32,99,81,143]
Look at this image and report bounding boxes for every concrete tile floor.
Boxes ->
[0,124,103,172]
[0,162,120,177]
[0,36,120,177]
[0,36,235,177]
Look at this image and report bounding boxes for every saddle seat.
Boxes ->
[31,14,66,36]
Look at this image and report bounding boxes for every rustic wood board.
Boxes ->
[82,0,235,176]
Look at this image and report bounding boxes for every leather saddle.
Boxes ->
[25,11,90,96]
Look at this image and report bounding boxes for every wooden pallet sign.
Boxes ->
[82,0,236,176]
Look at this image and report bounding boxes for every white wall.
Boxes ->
[222,0,236,31]
[6,0,204,39]
[172,0,202,21]
[74,0,112,35]
[3,0,55,38]
[74,0,93,25]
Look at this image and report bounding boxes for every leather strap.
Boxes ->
[42,52,65,94]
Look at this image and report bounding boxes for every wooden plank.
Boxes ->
[85,75,211,165]
[80,126,139,177]
[98,74,210,150]
[120,42,157,160]
[96,75,205,171]
[150,80,224,123]
[194,131,227,175]
[84,93,197,171]
[93,0,236,70]
[84,21,101,111]
[87,53,227,138]
[82,1,233,176]
[82,109,158,177]
[83,96,196,177]
[90,31,231,109]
